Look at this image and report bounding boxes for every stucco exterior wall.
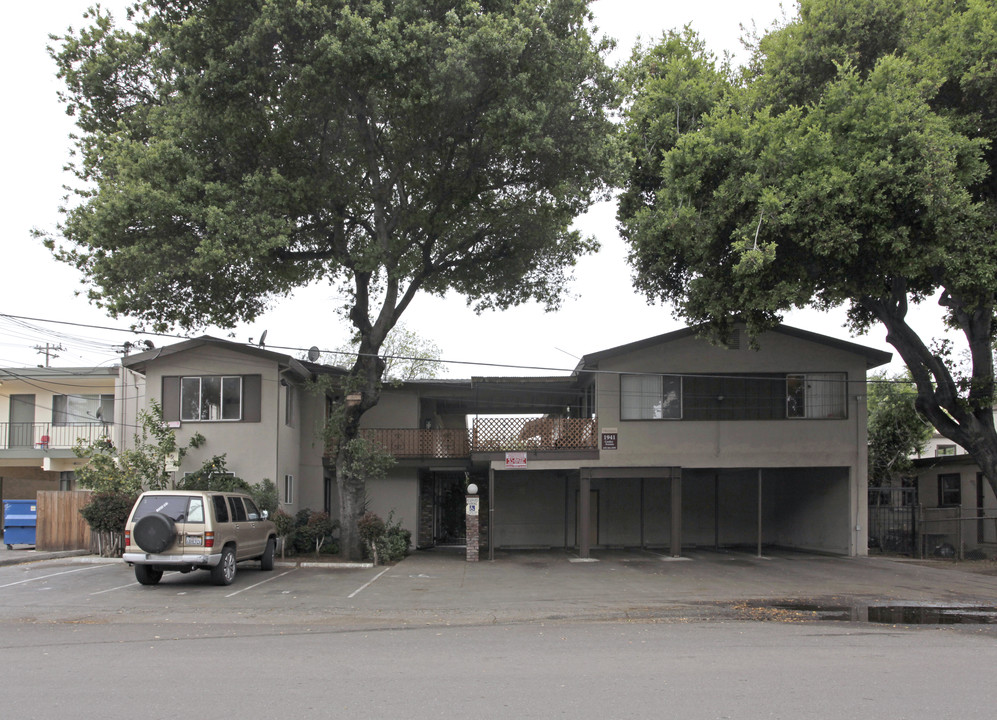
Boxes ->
[363,467,420,537]
[590,331,870,472]
[123,346,283,484]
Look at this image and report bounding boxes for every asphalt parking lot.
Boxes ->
[3,546,997,629]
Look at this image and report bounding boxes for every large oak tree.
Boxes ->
[45,0,618,558]
[619,0,997,496]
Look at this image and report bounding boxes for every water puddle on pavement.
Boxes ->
[736,602,997,625]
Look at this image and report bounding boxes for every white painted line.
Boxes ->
[0,564,110,589]
[225,568,297,598]
[348,567,391,598]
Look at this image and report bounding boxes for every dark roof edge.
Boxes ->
[577,323,892,371]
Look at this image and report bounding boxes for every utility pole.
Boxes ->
[34,343,65,367]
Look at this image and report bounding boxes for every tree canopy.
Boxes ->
[46,0,618,559]
[619,0,997,495]
[867,372,933,486]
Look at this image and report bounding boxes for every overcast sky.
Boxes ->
[0,1,932,375]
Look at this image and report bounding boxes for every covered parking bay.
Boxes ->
[486,466,854,559]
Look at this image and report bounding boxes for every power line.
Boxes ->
[1,310,918,385]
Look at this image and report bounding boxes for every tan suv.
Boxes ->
[123,490,277,586]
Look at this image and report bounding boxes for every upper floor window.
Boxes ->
[935,444,956,457]
[621,374,682,420]
[620,372,848,421]
[181,376,242,421]
[786,373,847,419]
[52,394,114,425]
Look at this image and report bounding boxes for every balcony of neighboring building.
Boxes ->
[0,422,112,456]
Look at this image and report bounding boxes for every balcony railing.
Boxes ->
[336,418,597,459]
[0,423,112,452]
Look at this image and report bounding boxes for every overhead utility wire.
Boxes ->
[1,311,907,386]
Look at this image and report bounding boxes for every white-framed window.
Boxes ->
[180,376,242,421]
[52,394,114,425]
[284,474,294,504]
[786,373,847,419]
[621,374,682,420]
[935,444,956,457]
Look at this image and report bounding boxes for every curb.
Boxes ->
[0,551,374,570]
[0,549,92,567]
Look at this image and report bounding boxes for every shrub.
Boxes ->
[357,510,410,565]
[278,508,340,557]
[177,456,277,516]
[79,492,136,557]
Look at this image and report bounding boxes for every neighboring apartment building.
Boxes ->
[0,366,118,503]
[909,412,997,556]
[116,323,889,558]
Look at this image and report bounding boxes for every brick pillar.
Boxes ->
[466,494,480,562]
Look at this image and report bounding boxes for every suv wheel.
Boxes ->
[133,513,177,554]
[134,565,163,586]
[261,538,275,571]
[211,546,237,586]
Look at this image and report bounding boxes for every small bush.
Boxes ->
[79,492,136,557]
[278,508,340,557]
[358,510,410,565]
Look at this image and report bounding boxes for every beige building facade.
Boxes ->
[26,324,889,559]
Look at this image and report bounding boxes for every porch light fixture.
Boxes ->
[466,483,479,496]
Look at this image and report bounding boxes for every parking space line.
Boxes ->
[225,568,298,598]
[88,571,180,595]
[0,564,110,589]
[348,566,391,598]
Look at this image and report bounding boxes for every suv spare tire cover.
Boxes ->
[133,513,177,554]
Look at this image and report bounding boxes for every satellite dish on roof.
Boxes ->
[258,330,267,348]
[307,346,321,362]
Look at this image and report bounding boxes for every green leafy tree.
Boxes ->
[73,401,204,494]
[322,321,445,381]
[618,0,997,497]
[46,0,618,559]
[73,401,203,555]
[867,372,933,486]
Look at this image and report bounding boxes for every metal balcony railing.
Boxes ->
[0,423,112,451]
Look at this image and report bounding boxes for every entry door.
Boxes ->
[575,489,599,548]
[8,394,35,448]
[435,473,467,546]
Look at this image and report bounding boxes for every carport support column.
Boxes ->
[579,470,591,559]
[757,469,763,558]
[670,472,682,558]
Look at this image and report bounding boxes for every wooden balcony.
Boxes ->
[0,423,112,452]
[332,418,598,459]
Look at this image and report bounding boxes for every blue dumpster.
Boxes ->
[3,499,37,549]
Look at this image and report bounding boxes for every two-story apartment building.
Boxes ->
[115,323,889,558]
[1,366,118,503]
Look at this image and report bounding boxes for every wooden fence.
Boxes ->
[36,490,93,551]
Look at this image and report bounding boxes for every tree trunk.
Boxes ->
[862,290,997,500]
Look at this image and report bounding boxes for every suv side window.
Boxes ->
[244,498,262,521]
[228,496,248,522]
[187,497,205,523]
[212,495,229,523]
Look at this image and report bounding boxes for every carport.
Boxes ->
[485,465,854,560]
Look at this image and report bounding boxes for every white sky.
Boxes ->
[0,1,942,375]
